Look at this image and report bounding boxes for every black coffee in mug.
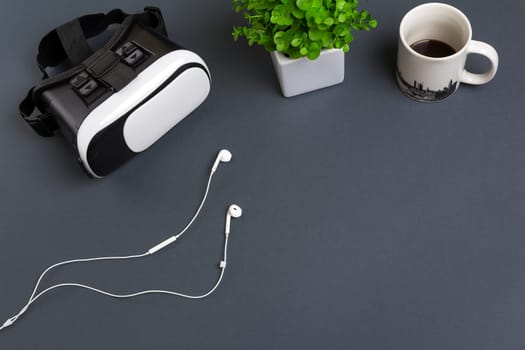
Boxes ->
[410,39,456,58]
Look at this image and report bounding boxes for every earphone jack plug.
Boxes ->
[0,317,16,331]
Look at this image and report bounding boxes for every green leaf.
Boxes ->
[291,7,305,18]
[232,26,242,41]
[274,31,286,40]
[276,41,289,52]
[313,7,329,24]
[308,28,322,41]
[296,0,313,11]
[307,42,321,60]
[323,17,334,26]
[291,37,302,47]
[312,0,323,8]
[271,5,294,25]
[334,24,348,36]
[274,31,291,52]
[321,31,332,47]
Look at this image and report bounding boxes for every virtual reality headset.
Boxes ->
[19,7,211,177]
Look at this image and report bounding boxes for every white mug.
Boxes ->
[396,2,499,102]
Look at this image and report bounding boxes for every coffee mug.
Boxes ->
[396,2,499,102]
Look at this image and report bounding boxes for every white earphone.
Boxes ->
[226,204,242,235]
[212,149,232,173]
[0,149,243,332]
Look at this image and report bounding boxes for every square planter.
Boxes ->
[270,49,345,98]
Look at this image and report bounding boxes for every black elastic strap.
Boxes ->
[36,8,166,74]
[19,88,58,137]
[20,7,167,137]
[55,19,94,67]
[36,9,128,73]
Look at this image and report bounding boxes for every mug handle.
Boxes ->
[460,40,499,85]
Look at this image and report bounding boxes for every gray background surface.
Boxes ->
[0,0,524,349]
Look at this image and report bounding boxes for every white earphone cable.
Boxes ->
[1,234,230,331]
[1,157,233,332]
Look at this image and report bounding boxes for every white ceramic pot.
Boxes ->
[270,49,344,98]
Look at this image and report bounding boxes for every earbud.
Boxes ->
[212,149,232,173]
[225,204,243,235]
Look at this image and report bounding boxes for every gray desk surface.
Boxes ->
[0,0,523,349]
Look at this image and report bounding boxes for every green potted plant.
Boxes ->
[232,0,377,97]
